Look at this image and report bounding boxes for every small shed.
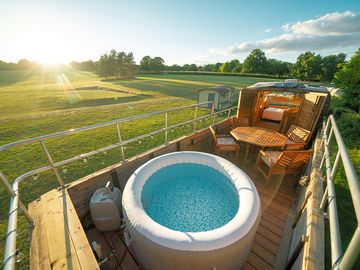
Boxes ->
[198,86,236,110]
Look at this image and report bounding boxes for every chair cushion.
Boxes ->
[217,137,237,145]
[261,151,282,166]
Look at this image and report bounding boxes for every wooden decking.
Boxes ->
[28,143,298,270]
[28,189,99,270]
[242,169,296,270]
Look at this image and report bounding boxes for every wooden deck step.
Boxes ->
[28,189,98,270]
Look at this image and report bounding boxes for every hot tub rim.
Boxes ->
[122,151,261,252]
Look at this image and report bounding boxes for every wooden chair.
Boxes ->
[210,126,240,160]
[285,125,311,150]
[255,150,313,181]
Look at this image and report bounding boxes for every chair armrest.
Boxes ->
[259,150,266,156]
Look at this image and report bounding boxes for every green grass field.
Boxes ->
[0,67,279,268]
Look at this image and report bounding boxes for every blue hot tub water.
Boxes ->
[141,163,239,232]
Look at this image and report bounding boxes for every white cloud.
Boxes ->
[211,11,360,56]
[281,23,290,32]
[265,28,273,33]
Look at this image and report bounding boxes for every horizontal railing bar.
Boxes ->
[0,102,213,152]
[3,181,19,270]
[323,119,342,270]
[11,106,237,187]
[340,226,360,270]
[329,115,360,223]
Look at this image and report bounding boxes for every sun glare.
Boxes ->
[14,15,72,64]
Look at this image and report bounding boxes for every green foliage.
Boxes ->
[0,59,37,70]
[220,59,240,73]
[292,51,322,81]
[71,60,97,71]
[320,53,346,82]
[219,62,231,73]
[242,49,269,74]
[267,59,292,76]
[232,64,242,73]
[166,64,182,71]
[97,49,137,79]
[182,64,198,71]
[335,112,360,148]
[202,64,215,72]
[334,48,360,112]
[140,56,165,72]
[213,62,222,72]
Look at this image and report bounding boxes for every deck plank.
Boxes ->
[252,242,277,266]
[247,252,272,270]
[254,233,279,255]
[40,190,82,270]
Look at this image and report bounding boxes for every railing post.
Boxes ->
[193,105,198,133]
[320,186,328,211]
[164,112,168,144]
[116,123,126,162]
[39,140,64,187]
[227,108,231,119]
[0,172,33,224]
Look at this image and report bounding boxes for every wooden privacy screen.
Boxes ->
[237,90,257,126]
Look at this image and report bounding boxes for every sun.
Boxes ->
[23,31,69,64]
[14,15,72,64]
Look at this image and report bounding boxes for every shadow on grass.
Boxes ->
[64,95,151,108]
[0,70,34,86]
[109,79,206,101]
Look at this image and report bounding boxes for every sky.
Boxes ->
[0,0,359,65]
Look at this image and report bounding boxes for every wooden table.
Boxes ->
[230,127,288,160]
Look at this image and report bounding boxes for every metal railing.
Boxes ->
[319,115,360,270]
[0,101,237,270]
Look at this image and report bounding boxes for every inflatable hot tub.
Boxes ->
[122,151,261,270]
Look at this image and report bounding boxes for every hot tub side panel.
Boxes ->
[124,210,261,270]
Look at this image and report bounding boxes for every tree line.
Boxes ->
[146,49,346,82]
[0,48,349,83]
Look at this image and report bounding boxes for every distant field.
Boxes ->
[0,67,278,267]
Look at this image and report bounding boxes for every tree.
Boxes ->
[140,56,152,71]
[321,53,346,82]
[334,48,360,112]
[71,60,96,71]
[166,64,182,71]
[150,57,165,72]
[140,56,164,72]
[97,49,137,79]
[219,60,239,73]
[220,62,231,73]
[213,62,222,72]
[17,59,33,69]
[182,64,197,71]
[182,64,190,71]
[232,64,242,73]
[267,59,292,76]
[242,49,268,74]
[228,59,240,72]
[203,64,215,72]
[190,64,198,71]
[292,51,322,81]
